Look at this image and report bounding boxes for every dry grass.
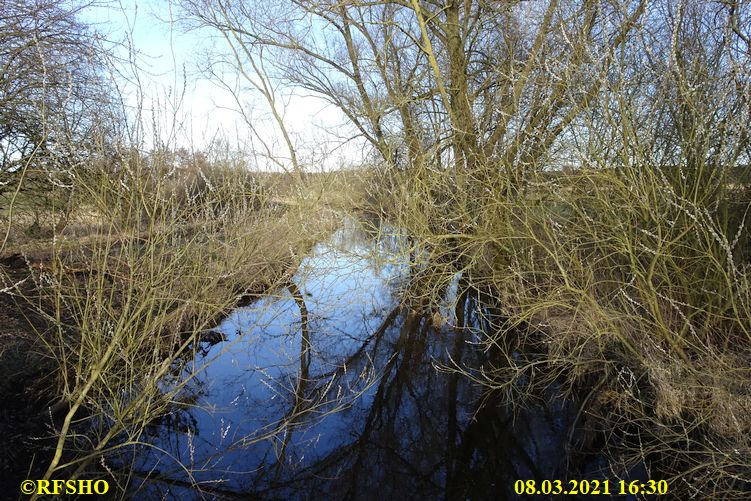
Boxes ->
[0,150,340,498]
[375,161,751,497]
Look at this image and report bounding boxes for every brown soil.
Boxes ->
[0,252,59,494]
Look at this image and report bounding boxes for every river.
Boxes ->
[119,217,635,499]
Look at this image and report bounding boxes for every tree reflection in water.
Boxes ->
[120,219,598,500]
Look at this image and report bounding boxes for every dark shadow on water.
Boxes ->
[117,218,643,500]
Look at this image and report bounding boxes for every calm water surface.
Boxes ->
[122,218,619,500]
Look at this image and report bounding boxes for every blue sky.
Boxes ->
[80,0,357,171]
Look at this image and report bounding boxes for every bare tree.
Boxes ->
[0,0,118,240]
[574,0,751,236]
[175,0,651,234]
[0,0,114,180]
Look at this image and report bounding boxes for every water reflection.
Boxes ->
[121,218,617,500]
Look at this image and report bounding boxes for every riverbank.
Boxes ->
[2,160,749,498]
[0,166,341,496]
[372,165,751,498]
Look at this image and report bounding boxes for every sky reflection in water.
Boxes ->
[127,218,587,500]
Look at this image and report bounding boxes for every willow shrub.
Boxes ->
[383,160,750,497]
[15,150,336,497]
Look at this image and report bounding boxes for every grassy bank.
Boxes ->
[371,162,751,497]
[0,152,338,495]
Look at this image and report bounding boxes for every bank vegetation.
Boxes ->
[1,0,750,498]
